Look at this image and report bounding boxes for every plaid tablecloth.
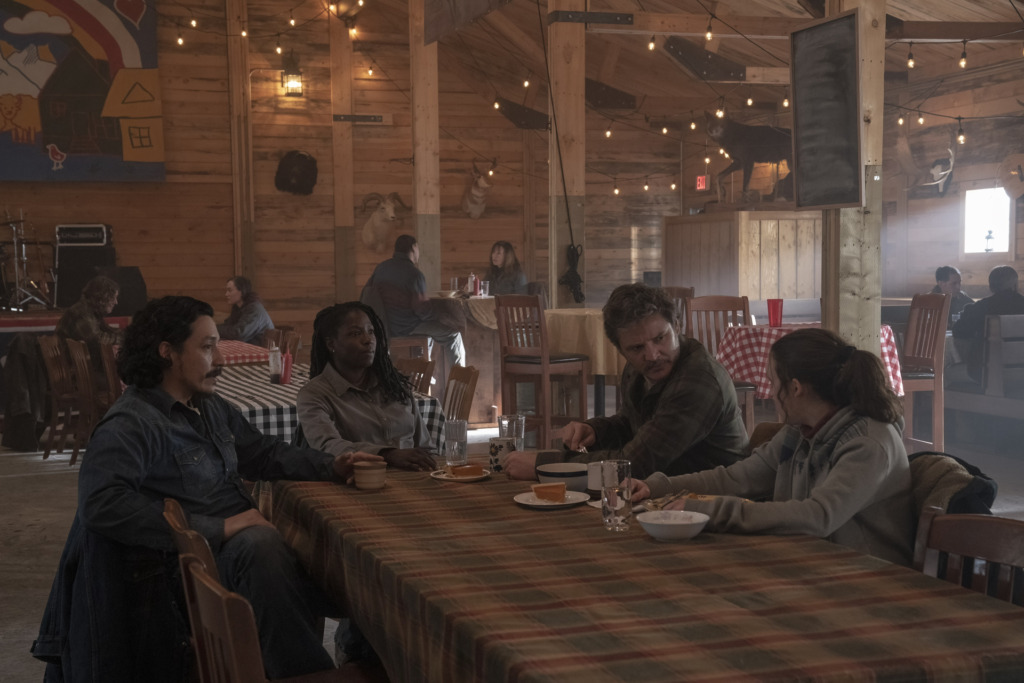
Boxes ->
[716,324,904,399]
[216,363,445,450]
[274,473,1024,683]
[217,339,270,366]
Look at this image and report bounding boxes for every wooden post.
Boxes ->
[409,0,441,290]
[331,12,357,303]
[821,0,885,351]
[548,0,586,308]
[522,131,536,282]
[225,0,253,278]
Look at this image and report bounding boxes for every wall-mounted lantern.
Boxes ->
[281,50,302,97]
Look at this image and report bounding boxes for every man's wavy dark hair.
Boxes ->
[117,296,214,388]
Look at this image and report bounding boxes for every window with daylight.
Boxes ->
[964,187,1011,253]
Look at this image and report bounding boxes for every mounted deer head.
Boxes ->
[461,159,496,219]
[360,191,409,251]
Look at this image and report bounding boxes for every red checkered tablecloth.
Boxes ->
[716,324,904,399]
[217,339,270,366]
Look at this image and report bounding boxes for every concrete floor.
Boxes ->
[3,411,1023,682]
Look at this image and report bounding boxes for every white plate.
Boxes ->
[430,469,490,483]
[514,491,590,509]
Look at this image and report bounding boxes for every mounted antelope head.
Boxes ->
[461,159,496,219]
[360,192,409,251]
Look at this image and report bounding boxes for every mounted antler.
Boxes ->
[361,191,407,251]
[462,158,497,218]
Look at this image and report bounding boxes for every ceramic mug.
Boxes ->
[488,436,517,473]
[353,462,387,490]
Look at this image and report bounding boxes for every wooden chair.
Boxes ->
[99,343,123,404]
[64,338,106,460]
[442,364,479,422]
[684,295,756,435]
[901,292,951,452]
[37,335,80,462]
[179,555,348,683]
[394,357,435,394]
[914,506,1024,606]
[663,286,695,327]
[495,295,589,449]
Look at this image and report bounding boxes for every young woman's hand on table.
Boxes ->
[332,451,385,482]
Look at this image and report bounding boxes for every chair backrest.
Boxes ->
[494,295,549,358]
[685,295,751,356]
[526,281,549,309]
[443,364,479,421]
[663,286,695,325]
[902,293,951,373]
[262,328,283,349]
[394,357,435,394]
[914,506,1024,606]
[99,343,123,403]
[63,339,99,426]
[37,335,75,397]
[163,498,218,572]
[181,555,268,683]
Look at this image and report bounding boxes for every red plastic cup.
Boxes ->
[767,299,784,327]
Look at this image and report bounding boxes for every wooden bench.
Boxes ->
[945,314,1024,419]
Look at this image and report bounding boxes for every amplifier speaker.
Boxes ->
[54,246,117,308]
[98,266,147,317]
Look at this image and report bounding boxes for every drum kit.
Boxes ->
[2,208,53,311]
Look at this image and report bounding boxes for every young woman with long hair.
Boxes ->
[217,275,274,345]
[484,241,527,295]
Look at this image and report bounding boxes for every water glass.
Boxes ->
[599,460,632,532]
[498,414,526,452]
[767,298,784,327]
[480,280,490,296]
[444,419,468,467]
[449,276,461,292]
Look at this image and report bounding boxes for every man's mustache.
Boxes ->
[206,367,223,379]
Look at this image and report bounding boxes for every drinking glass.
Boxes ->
[480,280,490,296]
[498,414,526,452]
[599,460,632,531]
[444,419,468,467]
[767,299,784,327]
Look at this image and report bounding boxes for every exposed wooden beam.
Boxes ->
[798,0,825,18]
[331,13,357,302]
[886,19,1024,43]
[424,0,511,44]
[586,12,802,39]
[481,10,546,71]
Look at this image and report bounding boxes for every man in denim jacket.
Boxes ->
[33,296,381,682]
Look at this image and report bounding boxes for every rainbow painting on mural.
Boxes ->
[0,0,164,181]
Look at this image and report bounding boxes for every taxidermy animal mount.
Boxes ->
[705,112,792,202]
[461,159,496,218]
[920,133,956,196]
[361,192,409,251]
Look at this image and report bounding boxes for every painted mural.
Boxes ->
[0,0,164,181]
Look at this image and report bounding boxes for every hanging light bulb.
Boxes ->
[907,42,915,69]
[705,16,713,42]
[897,112,904,126]
[523,76,530,88]
[276,38,282,55]
[704,155,711,164]
[917,110,924,125]
[190,14,197,28]
[367,62,374,76]
[358,0,364,5]
[289,12,295,27]
[746,95,753,106]
[957,116,965,144]
[240,26,247,37]
[719,148,725,155]
[349,25,358,38]
[782,91,790,108]
[605,123,613,138]
[723,151,730,159]
[493,100,500,109]
[648,35,656,51]
[715,99,725,118]
[643,178,650,191]
[959,40,967,69]
[662,126,668,135]
[613,181,620,196]
[177,32,184,46]
[329,4,336,13]
[488,167,495,177]
[671,182,677,191]
[690,120,697,130]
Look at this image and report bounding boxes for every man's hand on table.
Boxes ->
[333,451,386,483]
[561,421,596,451]
[224,509,275,540]
[381,447,437,472]
[504,450,539,480]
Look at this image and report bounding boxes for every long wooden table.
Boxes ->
[274,469,1024,682]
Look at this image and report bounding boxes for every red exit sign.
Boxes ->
[695,174,711,191]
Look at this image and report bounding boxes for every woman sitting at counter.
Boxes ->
[484,240,528,295]
[217,275,274,345]
[631,328,915,566]
[296,302,437,471]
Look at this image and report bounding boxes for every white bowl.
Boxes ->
[535,462,588,492]
[636,510,710,541]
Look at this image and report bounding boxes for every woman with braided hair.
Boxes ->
[297,302,437,472]
[631,328,915,565]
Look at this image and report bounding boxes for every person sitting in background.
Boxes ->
[217,275,274,345]
[504,283,748,481]
[297,302,437,472]
[56,275,123,391]
[931,265,973,328]
[484,240,528,295]
[631,328,914,567]
[952,265,1024,382]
